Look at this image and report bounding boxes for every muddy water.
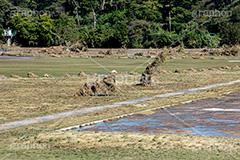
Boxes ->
[72,92,240,137]
[0,56,37,60]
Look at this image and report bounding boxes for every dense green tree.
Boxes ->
[38,14,55,46]
[7,14,55,46]
[130,0,163,22]
[219,22,240,45]
[7,15,39,46]
[112,21,129,47]
[0,0,11,28]
[54,15,80,45]
[0,0,239,47]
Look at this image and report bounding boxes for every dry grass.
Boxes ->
[33,131,240,151]
[1,130,239,160]
[0,72,240,159]
[0,70,240,124]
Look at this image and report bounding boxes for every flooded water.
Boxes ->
[0,86,9,89]
[0,56,37,60]
[71,92,240,137]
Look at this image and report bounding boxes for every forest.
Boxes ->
[0,0,239,48]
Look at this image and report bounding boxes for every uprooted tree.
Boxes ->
[140,50,168,86]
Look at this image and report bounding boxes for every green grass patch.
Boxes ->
[0,57,239,76]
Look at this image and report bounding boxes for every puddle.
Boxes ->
[228,60,240,63]
[70,92,240,137]
[203,108,240,112]
[0,86,9,89]
[0,56,38,60]
[181,126,233,137]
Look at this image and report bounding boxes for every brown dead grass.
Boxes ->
[0,70,240,124]
[14,131,240,152]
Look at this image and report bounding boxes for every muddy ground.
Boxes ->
[74,92,240,137]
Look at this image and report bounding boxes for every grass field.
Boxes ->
[0,57,240,76]
[0,56,240,159]
[1,131,240,160]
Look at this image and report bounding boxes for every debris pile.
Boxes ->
[110,70,118,75]
[109,70,126,76]
[134,52,144,56]
[147,47,157,55]
[130,72,138,75]
[219,45,240,56]
[116,48,127,55]
[173,65,240,73]
[174,69,182,73]
[187,68,197,73]
[140,50,168,86]
[68,42,87,52]
[169,56,176,59]
[99,50,113,55]
[40,45,66,56]
[155,70,171,74]
[214,45,240,56]
[0,75,6,79]
[43,74,53,77]
[78,71,87,77]
[62,73,70,77]
[74,75,117,96]
[221,66,231,70]
[27,72,38,78]
[202,49,209,52]
[171,43,185,53]
[231,65,240,70]
[98,48,127,55]
[37,42,87,57]
[10,74,20,78]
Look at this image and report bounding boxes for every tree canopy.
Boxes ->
[0,0,239,47]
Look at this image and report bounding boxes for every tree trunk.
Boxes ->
[101,0,105,10]
[93,10,96,29]
[110,0,113,6]
[72,0,80,26]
